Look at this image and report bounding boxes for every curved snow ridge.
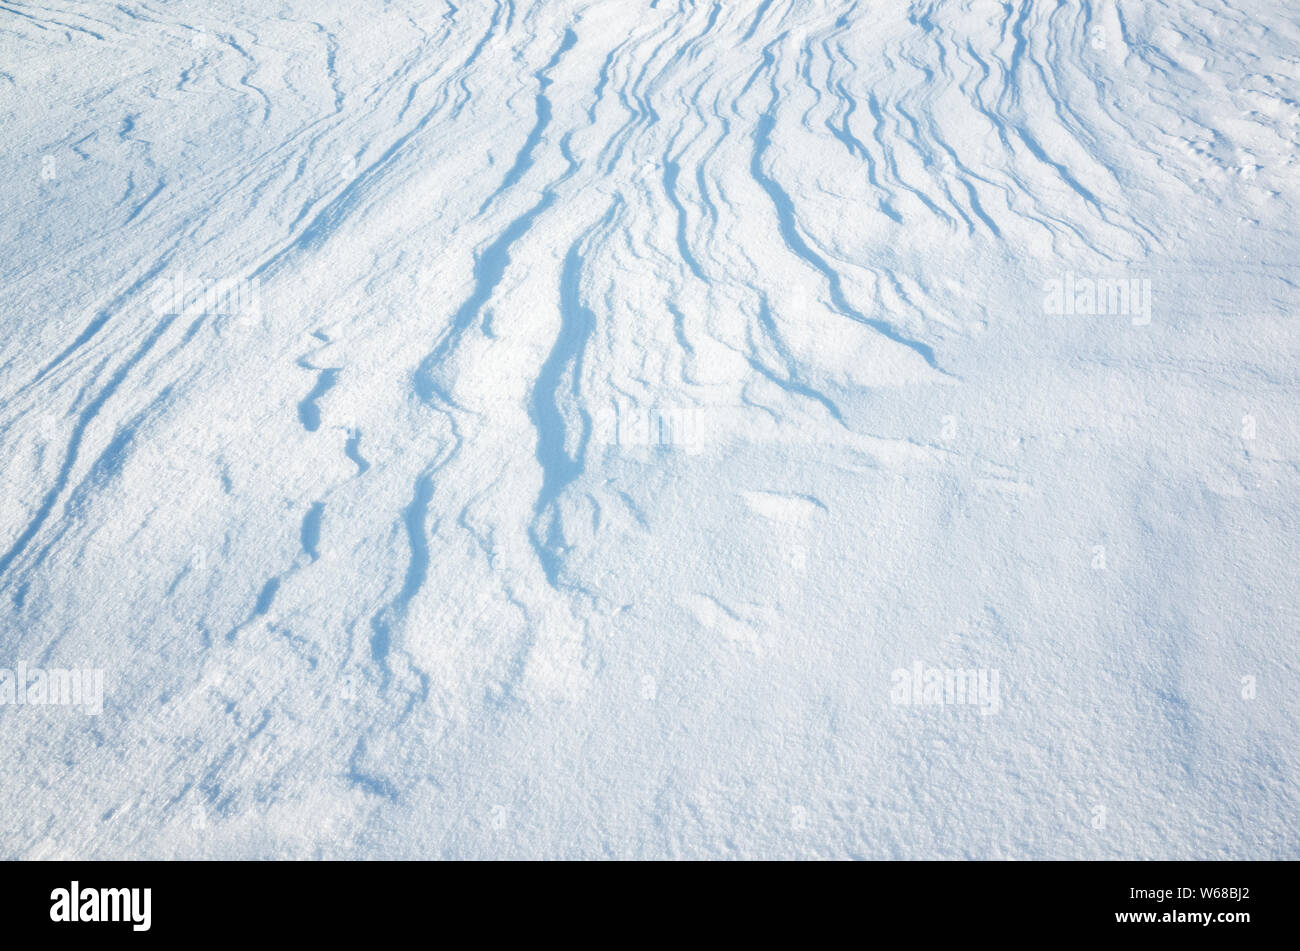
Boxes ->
[1,0,1298,859]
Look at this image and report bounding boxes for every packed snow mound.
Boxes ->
[1,0,1297,859]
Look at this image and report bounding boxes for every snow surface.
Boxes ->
[1,0,1298,859]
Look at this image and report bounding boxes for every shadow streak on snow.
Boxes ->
[0,314,182,587]
[749,44,943,371]
[249,1,510,285]
[368,469,437,667]
[477,26,578,216]
[527,200,622,587]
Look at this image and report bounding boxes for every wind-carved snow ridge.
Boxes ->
[1,0,1298,859]
[529,199,623,587]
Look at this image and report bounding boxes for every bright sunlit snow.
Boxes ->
[1,0,1298,859]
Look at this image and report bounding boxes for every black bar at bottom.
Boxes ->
[0,860,1284,940]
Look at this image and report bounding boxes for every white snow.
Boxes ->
[1,0,1297,859]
